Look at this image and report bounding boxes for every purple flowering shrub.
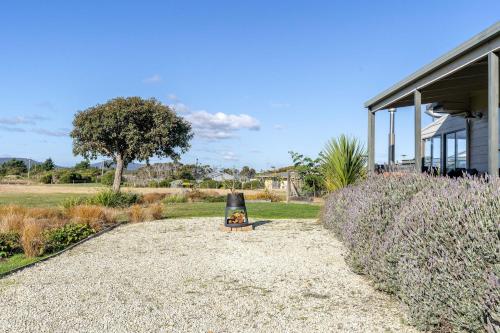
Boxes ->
[322,173,499,332]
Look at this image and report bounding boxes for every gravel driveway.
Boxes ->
[0,218,417,333]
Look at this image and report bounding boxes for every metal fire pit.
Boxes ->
[224,193,249,227]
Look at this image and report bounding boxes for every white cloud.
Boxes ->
[0,126,26,132]
[143,74,162,83]
[186,110,259,133]
[167,96,260,140]
[195,129,234,140]
[222,151,238,161]
[0,116,36,125]
[273,124,286,130]
[31,128,69,137]
[170,103,190,113]
[186,111,260,140]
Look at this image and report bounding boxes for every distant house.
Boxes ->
[365,22,500,176]
[256,171,301,195]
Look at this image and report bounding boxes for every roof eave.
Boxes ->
[364,21,500,110]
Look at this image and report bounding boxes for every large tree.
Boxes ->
[71,97,193,192]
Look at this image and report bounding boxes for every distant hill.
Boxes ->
[0,157,63,169]
[1,157,144,171]
[0,157,42,166]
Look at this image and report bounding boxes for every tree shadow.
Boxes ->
[252,220,272,229]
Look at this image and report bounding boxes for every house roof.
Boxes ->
[365,21,500,112]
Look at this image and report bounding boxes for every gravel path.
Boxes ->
[0,218,417,333]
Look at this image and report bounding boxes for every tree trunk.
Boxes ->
[112,155,124,193]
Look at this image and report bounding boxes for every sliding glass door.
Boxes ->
[445,130,467,173]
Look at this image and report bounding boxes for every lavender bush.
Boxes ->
[322,173,499,332]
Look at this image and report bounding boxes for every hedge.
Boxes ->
[322,173,499,332]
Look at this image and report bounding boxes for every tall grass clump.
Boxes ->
[86,190,140,207]
[163,193,188,204]
[322,173,499,332]
[320,135,366,191]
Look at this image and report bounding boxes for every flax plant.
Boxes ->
[320,135,366,191]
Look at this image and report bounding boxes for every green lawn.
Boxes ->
[0,254,47,276]
[0,193,91,207]
[164,202,321,219]
[0,193,321,219]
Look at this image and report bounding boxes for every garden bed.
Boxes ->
[322,173,499,332]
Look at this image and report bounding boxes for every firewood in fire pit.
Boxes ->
[228,211,245,224]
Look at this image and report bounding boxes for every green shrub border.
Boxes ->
[0,222,122,279]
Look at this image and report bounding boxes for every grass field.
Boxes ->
[0,193,92,207]
[0,192,321,220]
[164,202,321,219]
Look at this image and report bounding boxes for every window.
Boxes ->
[424,139,432,167]
[423,136,441,172]
[433,136,441,169]
[446,134,456,172]
[445,129,467,173]
[456,130,467,168]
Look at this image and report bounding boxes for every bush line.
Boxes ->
[322,173,499,333]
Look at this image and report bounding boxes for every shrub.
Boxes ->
[61,196,87,209]
[87,190,140,207]
[0,232,22,257]
[158,179,171,188]
[101,170,115,186]
[322,173,499,332]
[58,171,91,184]
[203,195,225,202]
[163,193,188,203]
[147,180,159,188]
[242,180,264,190]
[199,179,222,189]
[43,223,94,253]
[39,173,53,184]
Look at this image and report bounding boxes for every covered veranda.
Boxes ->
[365,22,500,176]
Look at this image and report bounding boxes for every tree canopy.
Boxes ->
[70,97,193,191]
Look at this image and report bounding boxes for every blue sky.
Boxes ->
[0,1,499,170]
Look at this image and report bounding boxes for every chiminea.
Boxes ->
[224,192,249,227]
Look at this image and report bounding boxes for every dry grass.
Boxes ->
[21,218,48,257]
[0,211,26,233]
[128,204,164,223]
[128,205,145,223]
[0,204,120,257]
[140,193,167,204]
[245,190,284,202]
[66,205,115,231]
[0,205,64,233]
[147,203,163,220]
